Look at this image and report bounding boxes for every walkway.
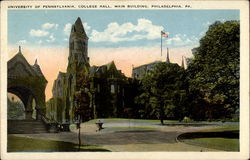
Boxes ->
[11,120,222,151]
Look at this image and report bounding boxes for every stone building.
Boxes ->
[46,17,90,123]
[90,61,127,118]
[132,61,162,79]
[8,47,47,120]
[132,48,185,79]
[46,17,128,123]
[8,47,48,133]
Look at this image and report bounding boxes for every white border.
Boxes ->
[1,1,249,160]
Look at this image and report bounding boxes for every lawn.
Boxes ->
[182,137,239,151]
[178,124,239,151]
[8,135,110,152]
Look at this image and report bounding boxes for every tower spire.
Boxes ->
[35,59,38,65]
[166,48,170,63]
[181,56,185,68]
[19,46,21,53]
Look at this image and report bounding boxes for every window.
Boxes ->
[111,84,115,93]
[97,84,100,92]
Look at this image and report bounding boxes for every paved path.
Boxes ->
[12,121,222,152]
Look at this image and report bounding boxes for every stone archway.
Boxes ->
[8,86,37,120]
[8,48,47,120]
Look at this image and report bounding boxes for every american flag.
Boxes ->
[161,31,169,38]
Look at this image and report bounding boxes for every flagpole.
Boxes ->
[161,31,162,57]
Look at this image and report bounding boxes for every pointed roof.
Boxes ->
[166,48,170,63]
[71,17,88,38]
[33,59,45,77]
[8,47,47,82]
[18,46,21,53]
[181,56,185,68]
[90,61,121,76]
[106,61,117,70]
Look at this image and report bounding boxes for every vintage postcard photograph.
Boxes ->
[0,1,249,160]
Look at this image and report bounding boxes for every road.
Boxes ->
[11,120,224,151]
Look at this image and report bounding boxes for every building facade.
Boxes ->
[46,17,90,123]
[46,18,128,123]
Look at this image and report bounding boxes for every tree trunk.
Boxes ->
[78,118,81,151]
[160,102,164,125]
[160,118,164,125]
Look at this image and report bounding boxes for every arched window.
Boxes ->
[111,84,115,93]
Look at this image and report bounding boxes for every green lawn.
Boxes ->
[198,124,239,132]
[183,137,239,151]
[8,135,110,152]
[179,124,239,151]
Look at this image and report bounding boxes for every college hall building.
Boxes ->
[46,17,134,124]
[46,17,185,124]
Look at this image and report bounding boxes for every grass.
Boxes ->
[178,124,239,151]
[183,137,239,151]
[8,135,110,152]
[196,124,239,132]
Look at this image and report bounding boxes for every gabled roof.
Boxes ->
[90,61,120,76]
[8,50,47,82]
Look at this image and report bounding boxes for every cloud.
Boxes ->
[199,21,212,37]
[83,22,91,32]
[165,34,199,47]
[63,23,72,35]
[46,34,56,43]
[17,40,27,45]
[42,23,59,30]
[30,29,49,37]
[36,40,43,44]
[90,18,164,43]
[202,21,212,27]
[63,22,91,35]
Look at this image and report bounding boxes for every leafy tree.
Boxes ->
[74,71,92,122]
[187,21,239,120]
[73,71,92,151]
[136,63,187,124]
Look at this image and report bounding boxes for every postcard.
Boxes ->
[0,0,249,160]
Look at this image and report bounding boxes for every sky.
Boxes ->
[7,10,239,100]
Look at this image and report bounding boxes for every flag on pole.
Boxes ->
[161,31,169,38]
[161,31,169,56]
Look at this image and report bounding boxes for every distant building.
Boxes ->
[132,48,185,79]
[132,61,162,79]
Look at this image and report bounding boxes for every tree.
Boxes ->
[74,71,91,151]
[187,21,239,120]
[136,63,187,124]
[74,71,92,122]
